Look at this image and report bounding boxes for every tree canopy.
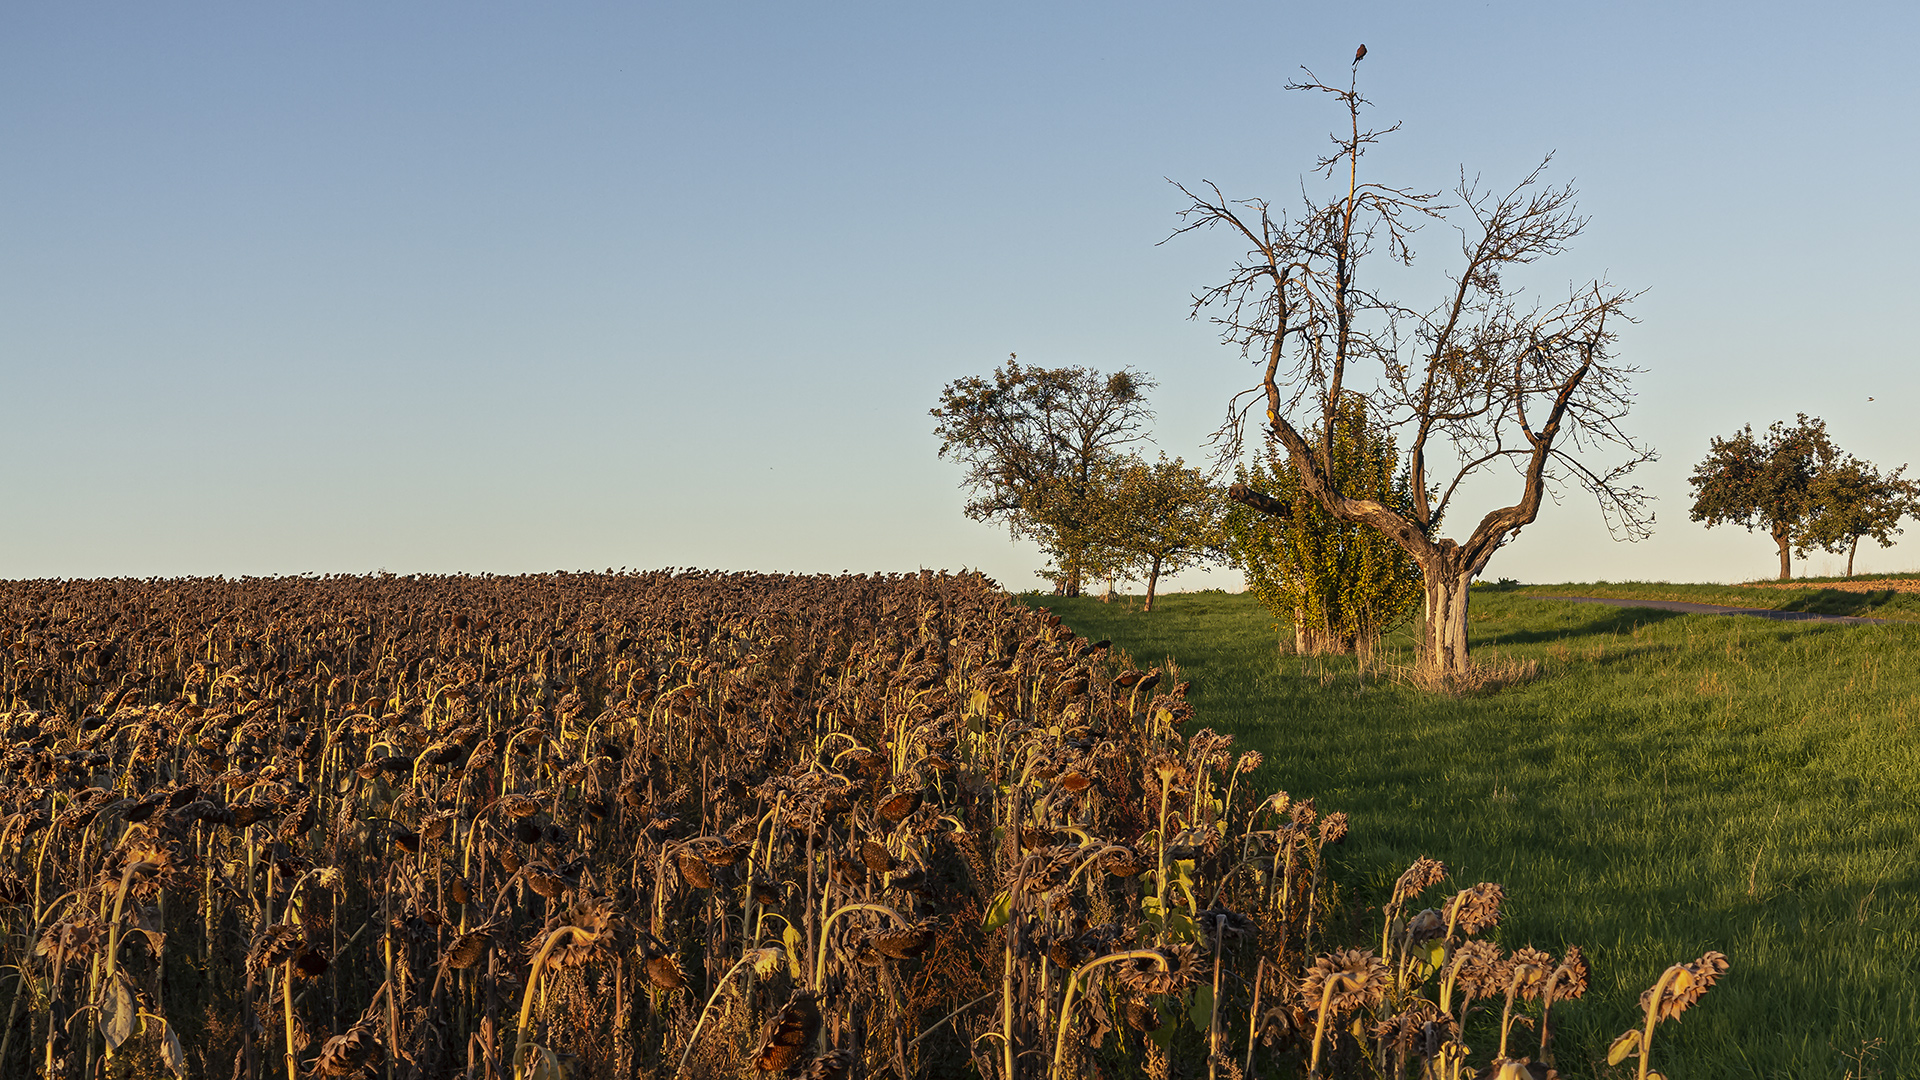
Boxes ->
[1690,414,1917,579]
[1087,453,1225,611]
[931,357,1154,595]
[1802,455,1920,577]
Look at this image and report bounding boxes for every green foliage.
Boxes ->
[1690,414,1920,579]
[932,356,1155,594]
[1800,454,1920,576]
[1688,414,1829,577]
[1084,453,1226,610]
[1223,395,1421,652]
[1030,588,1920,1079]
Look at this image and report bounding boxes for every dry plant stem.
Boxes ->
[1438,955,1463,1017]
[1307,973,1357,1079]
[1207,916,1226,1080]
[1156,782,1173,932]
[513,927,598,1078]
[1496,971,1524,1059]
[673,952,761,1080]
[103,860,158,981]
[1244,956,1265,1079]
[1049,951,1168,1080]
[0,969,28,1080]
[906,991,998,1049]
[1002,912,1017,1080]
[812,903,909,990]
[283,960,299,1080]
[1635,965,1686,1080]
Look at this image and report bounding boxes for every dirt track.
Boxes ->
[1739,578,1920,594]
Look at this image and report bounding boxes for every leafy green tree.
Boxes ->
[1688,414,1838,580]
[1086,454,1226,611]
[1223,394,1422,653]
[931,357,1154,595]
[1800,453,1919,578]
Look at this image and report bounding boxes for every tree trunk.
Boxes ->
[1773,527,1792,581]
[1143,556,1163,612]
[1847,536,1859,578]
[1417,556,1474,683]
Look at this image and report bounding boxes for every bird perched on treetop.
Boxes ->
[1354,44,1367,63]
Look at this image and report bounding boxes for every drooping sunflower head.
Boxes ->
[1449,940,1504,1004]
[1452,882,1505,936]
[1317,811,1349,846]
[1639,951,1729,1023]
[1507,946,1553,1002]
[1299,949,1390,1016]
[1117,943,1202,996]
[1391,857,1448,908]
[1549,946,1590,1002]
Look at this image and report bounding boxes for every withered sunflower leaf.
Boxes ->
[99,971,135,1050]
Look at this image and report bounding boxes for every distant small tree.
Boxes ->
[1224,393,1422,653]
[932,357,1155,595]
[1800,453,1920,578]
[1088,454,1225,611]
[1688,414,1837,580]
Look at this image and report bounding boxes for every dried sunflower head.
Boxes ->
[1117,943,1200,996]
[1449,940,1504,1005]
[1506,946,1553,1002]
[33,917,102,963]
[1639,951,1729,1023]
[1299,949,1389,1016]
[1147,752,1187,791]
[311,1023,382,1076]
[1400,908,1446,946]
[1390,857,1448,907]
[443,929,491,969]
[753,991,820,1072]
[644,953,687,990]
[496,794,542,819]
[858,840,893,874]
[876,789,922,822]
[872,917,938,961]
[252,923,306,970]
[803,1049,853,1080]
[1548,946,1589,1002]
[1450,882,1505,936]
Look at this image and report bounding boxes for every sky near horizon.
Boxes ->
[4,2,1917,589]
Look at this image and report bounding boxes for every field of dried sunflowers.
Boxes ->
[0,570,1723,1079]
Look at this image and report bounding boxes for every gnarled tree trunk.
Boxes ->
[1417,552,1475,679]
[1773,525,1793,581]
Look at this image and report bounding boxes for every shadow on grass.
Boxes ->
[1776,588,1906,617]
[1481,605,1686,646]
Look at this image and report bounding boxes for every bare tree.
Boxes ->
[1174,64,1654,683]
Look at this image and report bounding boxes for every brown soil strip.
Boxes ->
[1737,578,1920,594]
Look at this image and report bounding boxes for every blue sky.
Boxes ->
[4,2,1916,587]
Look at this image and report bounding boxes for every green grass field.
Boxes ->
[1021,587,1920,1079]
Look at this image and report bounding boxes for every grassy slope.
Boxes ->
[1521,578,1920,622]
[1022,589,1920,1080]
